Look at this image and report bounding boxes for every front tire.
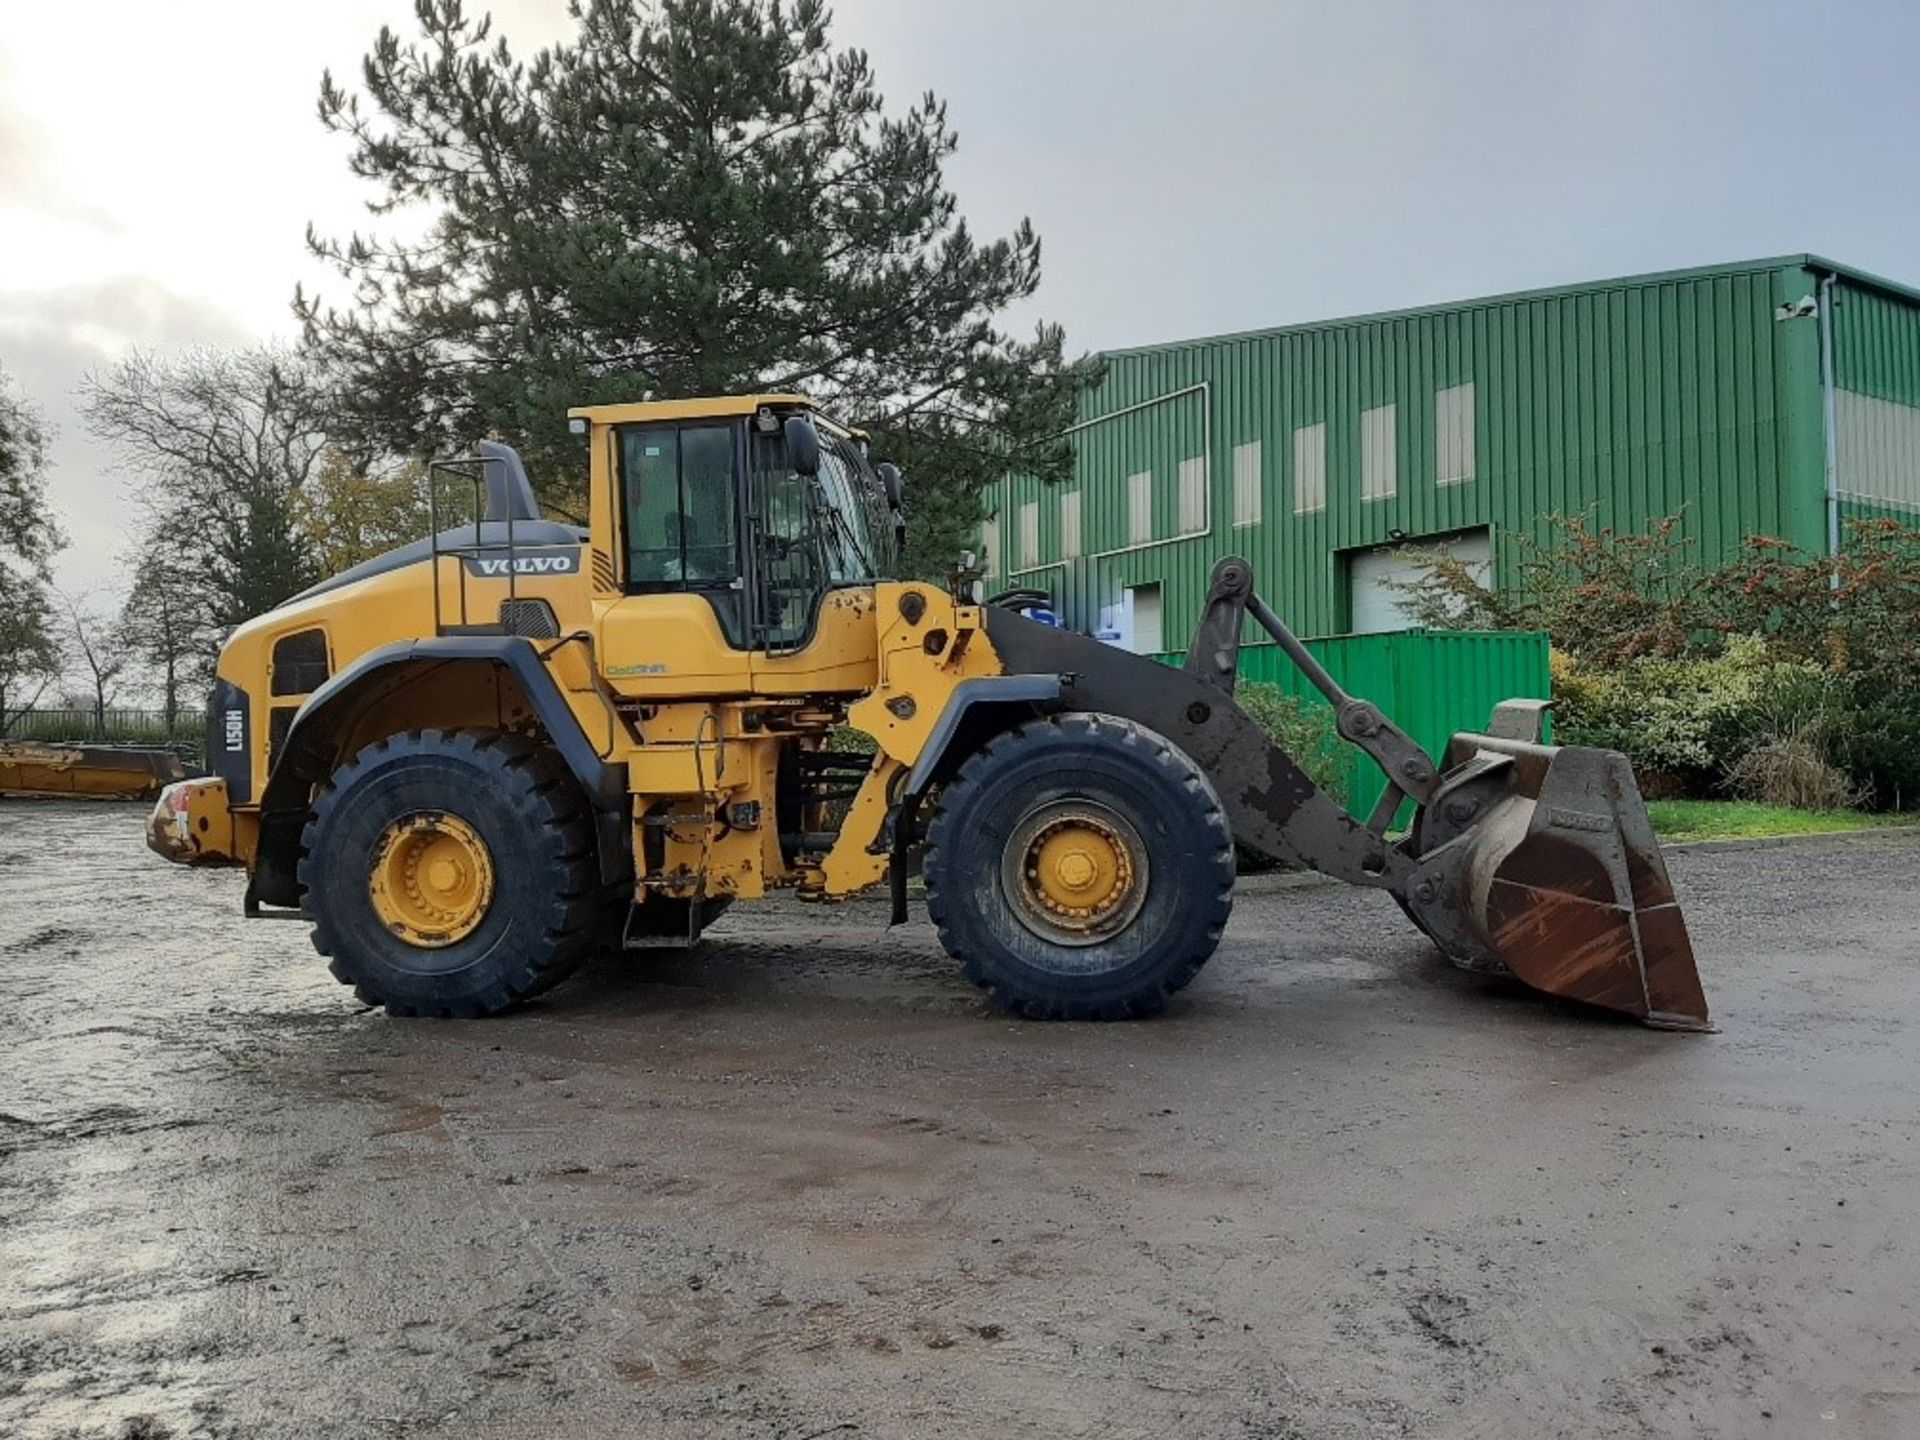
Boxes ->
[923,713,1235,1019]
[298,729,604,1017]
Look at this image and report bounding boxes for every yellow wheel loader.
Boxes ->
[146,395,1709,1029]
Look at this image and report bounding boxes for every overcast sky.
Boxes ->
[4,0,1917,597]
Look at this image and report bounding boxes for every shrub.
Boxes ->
[1553,638,1830,794]
[1395,510,1920,811]
[1235,681,1348,807]
[1725,726,1863,810]
[1831,691,1920,812]
[827,724,878,757]
[1705,520,1920,691]
[1390,509,1705,664]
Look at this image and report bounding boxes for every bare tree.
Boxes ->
[60,591,130,741]
[87,347,328,641]
[296,449,432,576]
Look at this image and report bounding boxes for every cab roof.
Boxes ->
[568,393,869,444]
[567,393,816,426]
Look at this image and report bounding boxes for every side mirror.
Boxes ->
[875,461,904,510]
[783,415,821,477]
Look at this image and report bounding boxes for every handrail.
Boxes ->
[426,453,522,636]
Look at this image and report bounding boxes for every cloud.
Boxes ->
[0,277,258,598]
[0,275,253,365]
[0,86,121,233]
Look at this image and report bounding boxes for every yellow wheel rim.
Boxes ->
[1004,803,1150,946]
[368,812,496,948]
[1031,821,1129,914]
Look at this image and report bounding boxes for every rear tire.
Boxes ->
[924,713,1235,1019]
[298,729,604,1017]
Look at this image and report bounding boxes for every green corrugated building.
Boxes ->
[984,254,1920,654]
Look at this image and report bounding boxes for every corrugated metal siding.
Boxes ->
[1835,280,1920,408]
[1839,495,1920,529]
[995,258,1835,649]
[1153,629,1552,819]
[1832,278,1920,521]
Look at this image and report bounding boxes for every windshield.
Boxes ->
[815,438,880,583]
[747,421,898,651]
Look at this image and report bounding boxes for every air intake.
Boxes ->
[499,598,560,639]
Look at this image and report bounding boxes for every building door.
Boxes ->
[1125,583,1164,654]
[1347,529,1490,634]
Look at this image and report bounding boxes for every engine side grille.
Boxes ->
[499,598,561,638]
[269,628,331,696]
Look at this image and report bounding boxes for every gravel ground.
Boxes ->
[2,799,1917,1439]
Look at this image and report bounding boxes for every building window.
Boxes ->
[980,515,999,577]
[1293,423,1326,514]
[1178,457,1206,535]
[1436,383,1475,486]
[1060,490,1082,560]
[1232,441,1262,527]
[1128,470,1153,544]
[1018,501,1040,568]
[1361,403,1397,502]
[1126,582,1164,654]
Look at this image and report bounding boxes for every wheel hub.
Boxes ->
[369,812,496,948]
[1003,802,1150,947]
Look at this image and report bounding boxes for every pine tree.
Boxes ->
[301,0,1092,568]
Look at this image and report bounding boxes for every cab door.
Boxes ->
[595,418,757,699]
[744,428,879,696]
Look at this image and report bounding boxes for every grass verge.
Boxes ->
[1646,799,1918,843]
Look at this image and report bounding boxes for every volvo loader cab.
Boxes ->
[149,394,1710,1032]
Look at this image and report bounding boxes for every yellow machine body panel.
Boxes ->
[208,552,603,839]
[589,588,882,701]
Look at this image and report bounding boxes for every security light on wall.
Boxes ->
[1775,296,1819,321]
[1388,528,1408,542]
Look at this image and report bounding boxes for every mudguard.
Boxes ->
[248,636,628,907]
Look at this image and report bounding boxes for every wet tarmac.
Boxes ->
[3,799,1918,1438]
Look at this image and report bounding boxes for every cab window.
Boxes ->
[618,421,745,641]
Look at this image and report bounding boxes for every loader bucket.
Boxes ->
[1407,716,1710,1031]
